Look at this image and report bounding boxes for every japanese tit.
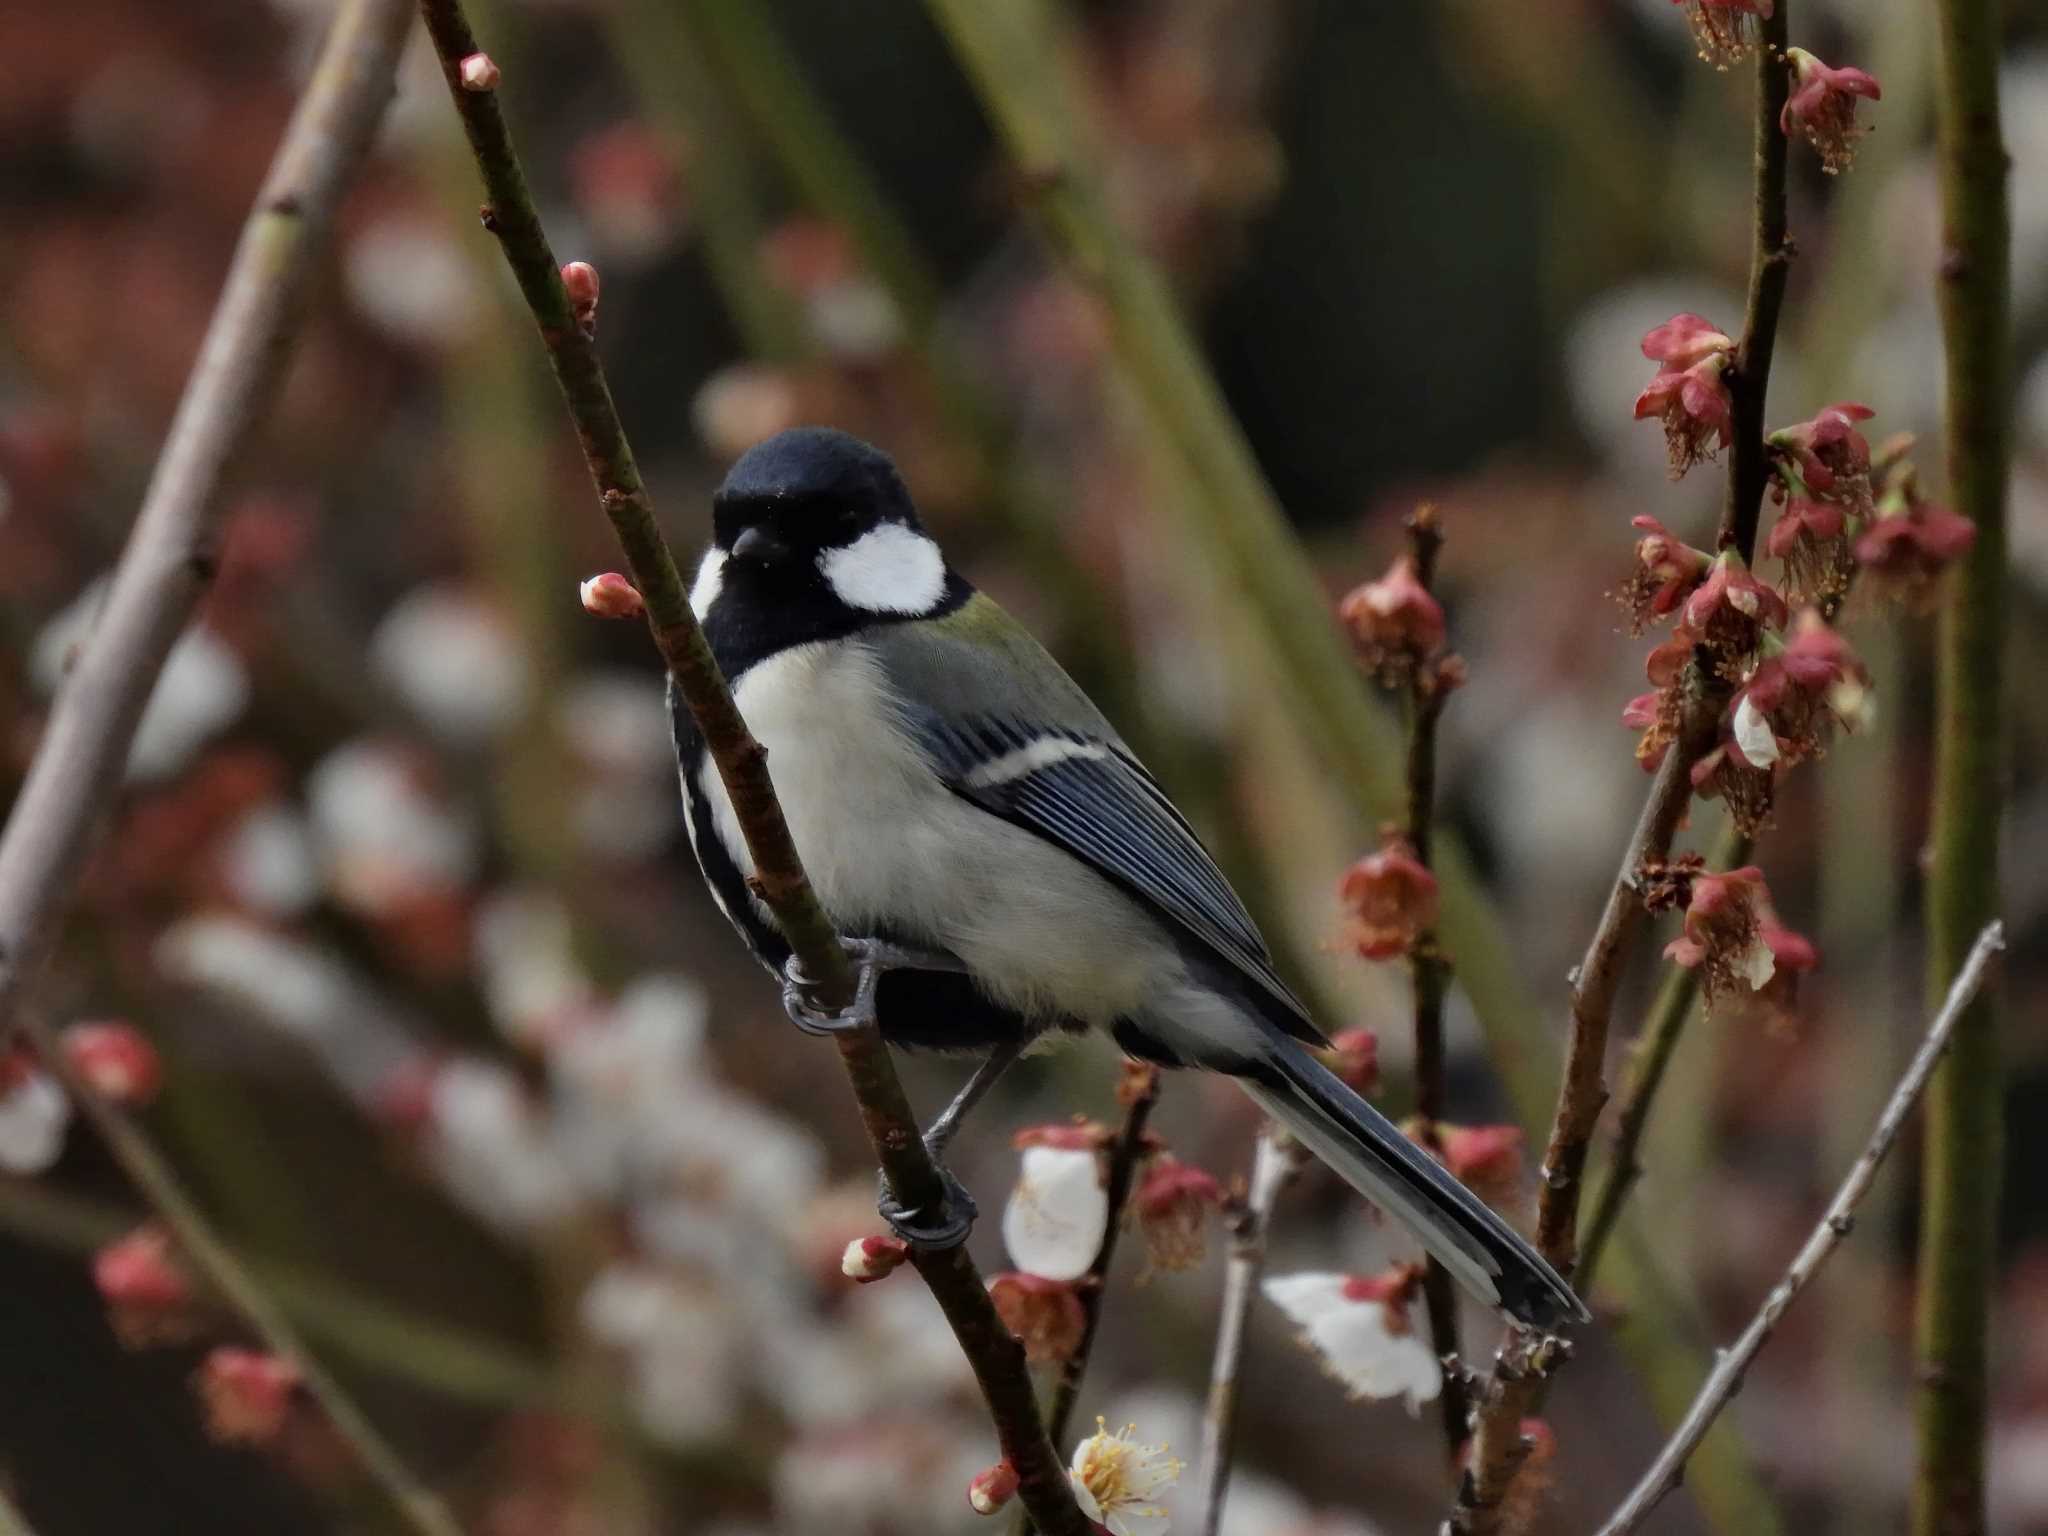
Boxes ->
[671,427,1586,1330]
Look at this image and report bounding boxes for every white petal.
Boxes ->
[1003,1145,1108,1281]
[1296,1298,1443,1410]
[1732,695,1781,768]
[0,1072,70,1173]
[370,584,528,744]
[1260,1272,1352,1327]
[1738,936,1778,991]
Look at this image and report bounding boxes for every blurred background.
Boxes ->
[3,0,2046,1531]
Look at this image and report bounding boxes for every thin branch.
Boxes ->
[413,9,1087,1529]
[1196,1127,1306,1536]
[0,0,409,1041]
[1916,0,2012,1522]
[1597,923,2005,1536]
[1399,506,1467,1469]
[1576,826,1751,1294]
[0,4,454,1530]
[1454,14,1793,1528]
[1045,1064,1164,1448]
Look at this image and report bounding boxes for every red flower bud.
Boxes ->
[840,1234,911,1284]
[968,1460,1020,1516]
[195,1348,302,1444]
[578,572,645,619]
[1781,50,1882,174]
[61,1021,162,1105]
[94,1225,200,1346]
[1437,1123,1524,1203]
[987,1272,1087,1362]
[458,52,500,92]
[1338,836,1438,960]
[561,261,601,335]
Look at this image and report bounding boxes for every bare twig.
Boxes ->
[1045,1064,1164,1449]
[414,8,1087,1528]
[0,0,408,1039]
[1597,923,2004,1536]
[0,5,458,1531]
[1196,1127,1307,1536]
[1454,13,1793,1528]
[1916,0,2012,1524]
[1398,506,1468,1468]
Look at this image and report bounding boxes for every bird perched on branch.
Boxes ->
[672,426,1586,1330]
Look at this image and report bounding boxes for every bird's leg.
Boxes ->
[876,1039,1025,1250]
[778,936,964,1037]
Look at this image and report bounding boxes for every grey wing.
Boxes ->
[915,711,1324,1045]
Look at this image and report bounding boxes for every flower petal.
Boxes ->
[1003,1144,1108,1281]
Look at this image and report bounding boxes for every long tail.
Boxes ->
[1242,1035,1587,1329]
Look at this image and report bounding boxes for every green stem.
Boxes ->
[414,9,1087,1527]
[1914,0,2011,1523]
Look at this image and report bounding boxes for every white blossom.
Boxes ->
[1068,1419,1183,1536]
[1261,1273,1442,1414]
[580,1262,740,1446]
[1001,1143,1108,1281]
[427,1059,577,1232]
[307,738,477,914]
[473,888,593,1046]
[370,584,529,744]
[1732,693,1782,768]
[0,1070,71,1174]
[217,802,320,918]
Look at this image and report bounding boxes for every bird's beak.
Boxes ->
[731,525,788,565]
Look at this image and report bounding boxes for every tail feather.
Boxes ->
[1244,1036,1587,1330]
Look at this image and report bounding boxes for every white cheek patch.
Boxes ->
[818,523,946,615]
[690,548,727,616]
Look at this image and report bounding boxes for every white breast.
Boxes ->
[697,641,1170,1024]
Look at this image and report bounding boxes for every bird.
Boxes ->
[670,426,1587,1330]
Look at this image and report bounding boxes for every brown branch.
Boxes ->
[1045,1064,1163,1448]
[1399,505,1468,1469]
[0,5,460,1532]
[1596,922,2003,1536]
[413,8,1087,1529]
[1452,13,1793,1528]
[1195,1127,1307,1536]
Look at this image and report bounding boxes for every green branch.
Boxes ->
[1915,0,2012,1524]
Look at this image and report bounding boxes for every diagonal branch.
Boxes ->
[412,7,1088,1529]
[0,5,458,1532]
[1596,922,2004,1536]
[1453,11,1793,1529]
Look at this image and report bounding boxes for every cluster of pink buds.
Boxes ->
[1633,314,1735,478]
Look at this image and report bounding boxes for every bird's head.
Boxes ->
[698,427,951,621]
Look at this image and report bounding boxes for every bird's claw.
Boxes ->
[779,936,964,1037]
[877,1156,979,1250]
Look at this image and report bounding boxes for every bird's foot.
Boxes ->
[877,1148,979,1250]
[779,936,963,1037]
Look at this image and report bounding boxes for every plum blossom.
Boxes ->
[1618,515,1712,633]
[1766,497,1854,607]
[1634,314,1734,477]
[369,584,529,746]
[1672,0,1773,68]
[1261,1268,1442,1413]
[194,1348,301,1444]
[0,1060,70,1173]
[1068,1419,1184,1535]
[1338,836,1438,960]
[1621,624,1698,772]
[1003,1127,1110,1281]
[1781,49,1882,173]
[1731,613,1871,772]
[987,1272,1087,1363]
[1664,865,1818,1014]
[1338,553,1445,684]
[1770,402,1876,506]
[1856,483,1978,605]
[1681,551,1788,677]
[1133,1156,1226,1274]
[93,1225,197,1346]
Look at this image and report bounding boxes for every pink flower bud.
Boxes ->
[1338,836,1438,960]
[1639,313,1734,369]
[968,1459,1021,1516]
[578,572,645,619]
[458,52,500,92]
[195,1348,302,1444]
[987,1272,1087,1362]
[1337,554,1446,684]
[1781,49,1882,174]
[840,1234,910,1283]
[561,261,600,334]
[1437,1123,1525,1203]
[1133,1156,1226,1273]
[61,1021,162,1106]
[95,1225,198,1346]
[1322,1028,1380,1096]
